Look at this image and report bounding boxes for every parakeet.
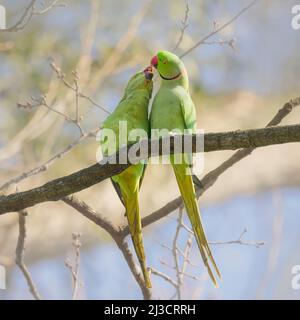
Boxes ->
[150,51,221,286]
[101,67,153,288]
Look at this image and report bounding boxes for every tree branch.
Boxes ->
[65,232,82,300]
[62,195,152,300]
[1,122,300,214]
[15,210,41,300]
[180,0,259,58]
[0,0,64,33]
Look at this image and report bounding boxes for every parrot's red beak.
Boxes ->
[151,55,158,68]
[143,65,154,80]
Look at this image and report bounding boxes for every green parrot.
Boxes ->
[150,51,221,286]
[101,67,154,288]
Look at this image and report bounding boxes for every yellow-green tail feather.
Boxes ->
[123,191,152,288]
[171,160,221,287]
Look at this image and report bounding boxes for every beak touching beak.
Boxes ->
[151,55,158,68]
[143,65,154,80]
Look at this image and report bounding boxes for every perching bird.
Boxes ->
[101,67,154,288]
[150,51,221,286]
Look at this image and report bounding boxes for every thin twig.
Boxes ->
[173,0,190,52]
[0,0,37,33]
[35,0,65,15]
[65,232,82,300]
[150,267,177,288]
[0,0,64,33]
[62,195,152,300]
[0,126,101,192]
[73,71,80,124]
[18,94,85,136]
[180,0,259,58]
[172,208,183,299]
[210,228,265,248]
[50,61,111,115]
[180,235,194,281]
[202,38,236,50]
[154,210,196,299]
[15,210,41,300]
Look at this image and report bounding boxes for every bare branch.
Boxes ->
[172,208,184,299]
[18,93,85,136]
[50,62,111,115]
[0,126,101,192]
[0,0,64,33]
[62,195,152,300]
[202,38,237,50]
[35,0,65,15]
[151,209,195,299]
[180,0,259,58]
[15,210,41,300]
[5,59,109,193]
[73,71,80,124]
[173,0,190,52]
[150,267,177,288]
[210,228,265,248]
[1,120,300,214]
[65,232,82,300]
[179,225,265,248]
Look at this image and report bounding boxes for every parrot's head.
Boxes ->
[151,50,186,81]
[124,66,154,96]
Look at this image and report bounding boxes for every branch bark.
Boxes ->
[1,123,300,214]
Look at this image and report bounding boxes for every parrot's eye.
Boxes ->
[158,55,168,64]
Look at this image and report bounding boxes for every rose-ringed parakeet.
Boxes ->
[101,67,154,288]
[150,51,221,286]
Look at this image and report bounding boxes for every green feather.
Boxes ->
[101,71,153,288]
[150,51,221,287]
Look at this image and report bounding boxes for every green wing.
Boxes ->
[179,90,197,132]
[111,164,147,207]
[179,91,200,179]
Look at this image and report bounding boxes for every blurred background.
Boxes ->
[0,0,300,300]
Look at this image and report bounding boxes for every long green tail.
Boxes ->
[123,190,152,288]
[171,159,221,287]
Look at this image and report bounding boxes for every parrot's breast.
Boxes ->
[150,87,186,134]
